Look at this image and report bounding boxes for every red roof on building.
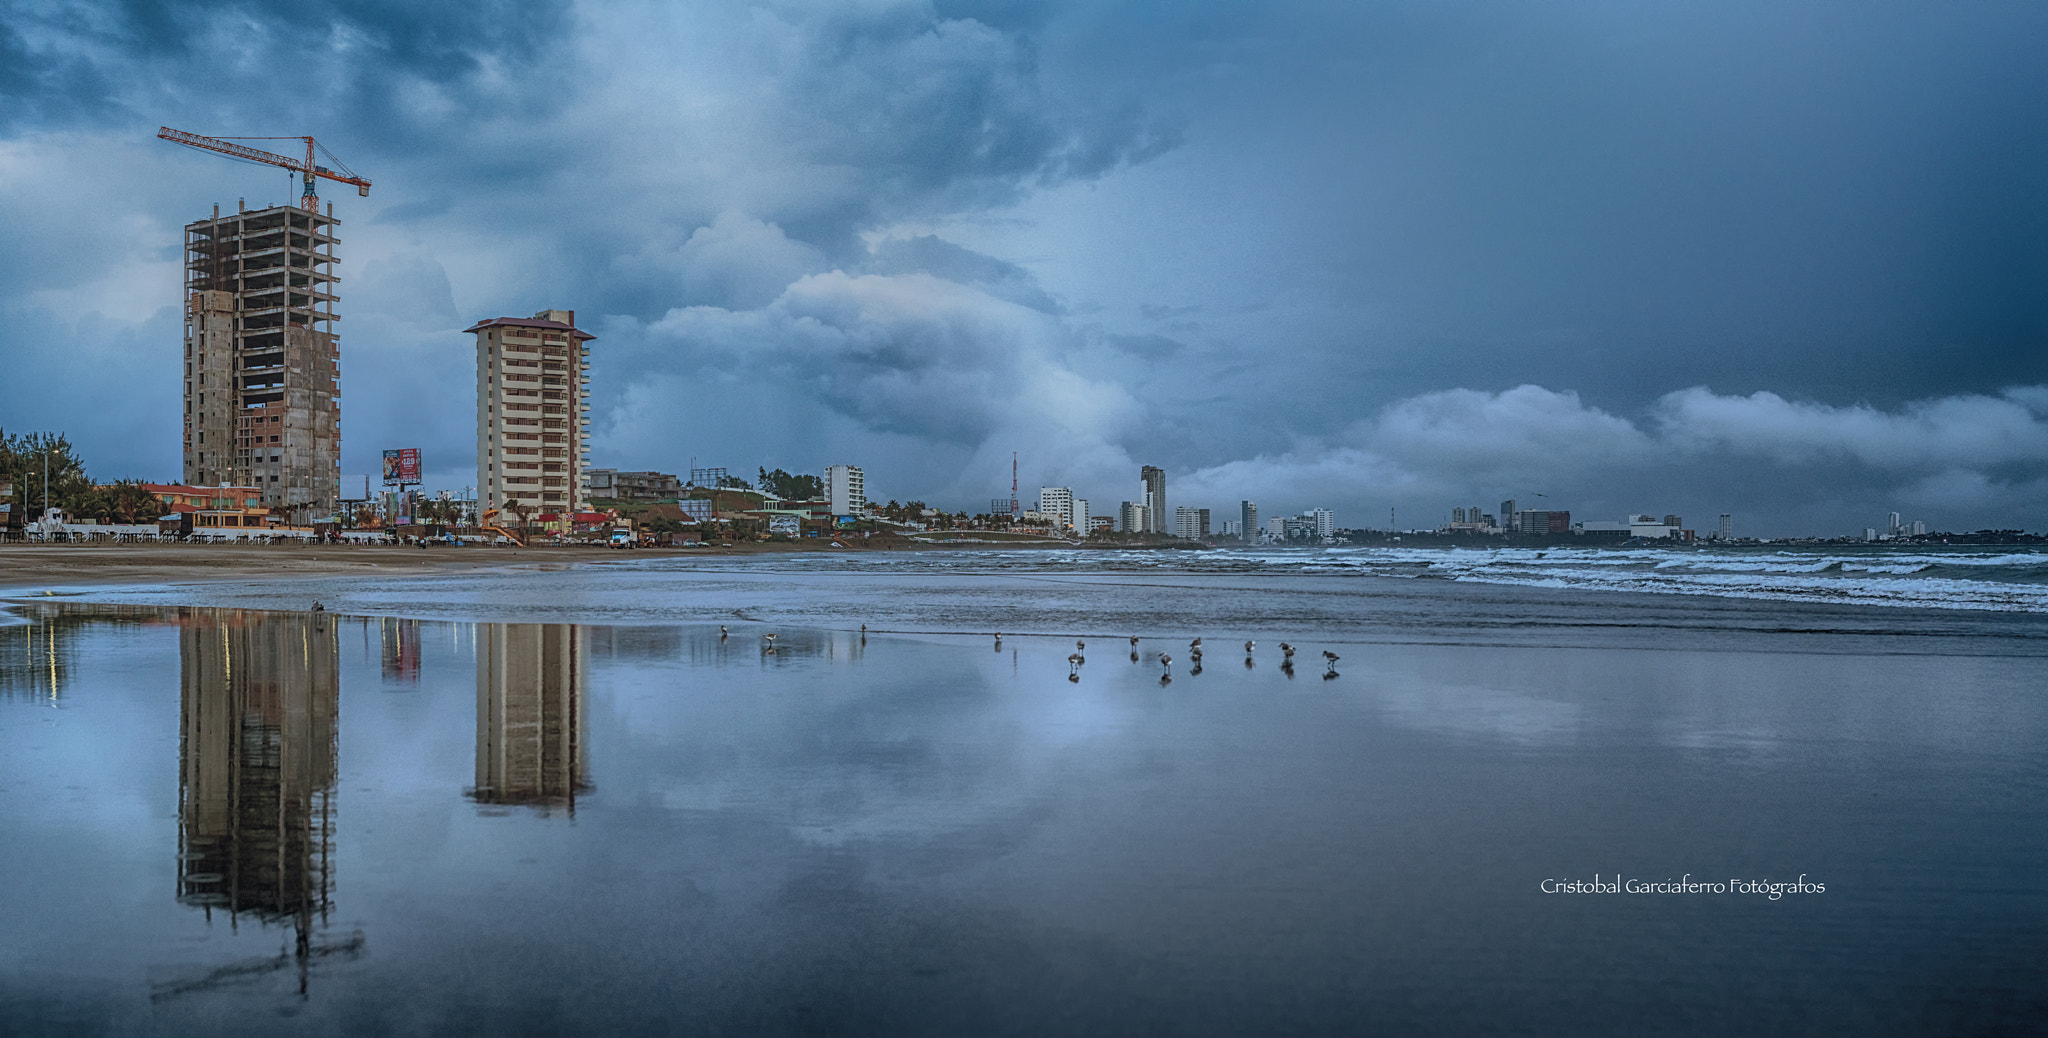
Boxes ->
[461,317,596,341]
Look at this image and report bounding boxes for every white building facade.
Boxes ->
[826,465,865,515]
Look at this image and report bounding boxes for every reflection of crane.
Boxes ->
[157,126,372,213]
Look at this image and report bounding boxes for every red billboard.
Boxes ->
[382,448,421,485]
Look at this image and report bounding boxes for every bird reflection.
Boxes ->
[1281,659,1296,679]
[472,623,590,814]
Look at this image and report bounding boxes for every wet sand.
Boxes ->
[0,537,1062,595]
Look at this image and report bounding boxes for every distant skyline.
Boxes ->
[3,2,2045,536]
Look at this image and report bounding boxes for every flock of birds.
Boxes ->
[723,622,1340,682]
[1038,632,1340,685]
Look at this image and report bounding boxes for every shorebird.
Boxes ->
[1280,642,1296,659]
[1158,652,1173,671]
[1243,640,1255,654]
[720,624,729,638]
[1129,636,1139,646]
[1189,637,1202,649]
[860,623,867,633]
[1076,638,1086,651]
[763,633,777,646]
[1068,652,1085,678]
[311,601,324,612]
[1322,650,1339,665]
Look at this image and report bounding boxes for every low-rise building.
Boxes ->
[587,468,680,503]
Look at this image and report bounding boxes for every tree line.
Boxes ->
[0,429,165,525]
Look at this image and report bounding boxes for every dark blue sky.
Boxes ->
[2,1,2043,533]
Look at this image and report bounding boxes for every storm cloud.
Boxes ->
[2,1,2045,534]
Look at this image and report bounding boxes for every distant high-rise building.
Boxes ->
[826,464,866,515]
[1311,508,1335,542]
[1452,507,1467,524]
[1039,486,1075,529]
[1119,500,1148,533]
[182,203,343,517]
[1499,499,1517,529]
[1664,514,1683,529]
[1266,516,1288,540]
[1887,511,1902,533]
[1174,506,1210,539]
[1141,465,1166,536]
[1910,520,1925,536]
[468,309,595,516]
[1223,520,1241,537]
[1240,500,1258,541]
[1718,514,1733,540]
[1072,499,1090,534]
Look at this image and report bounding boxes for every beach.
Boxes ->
[3,550,2046,1035]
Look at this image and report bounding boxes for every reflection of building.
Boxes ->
[0,607,86,702]
[177,609,340,931]
[379,616,421,684]
[474,624,590,811]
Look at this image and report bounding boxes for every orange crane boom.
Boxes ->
[158,126,371,213]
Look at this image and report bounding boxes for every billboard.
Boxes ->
[339,474,371,502]
[382,448,421,485]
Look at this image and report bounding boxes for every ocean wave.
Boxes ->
[629,545,2048,612]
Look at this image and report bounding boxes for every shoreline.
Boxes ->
[0,538,1088,595]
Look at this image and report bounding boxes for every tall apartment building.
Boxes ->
[181,203,342,517]
[467,310,594,515]
[1119,501,1148,533]
[1174,506,1211,539]
[1072,499,1089,534]
[1718,514,1734,540]
[826,465,866,515]
[1311,508,1335,541]
[1038,486,1074,529]
[1141,465,1166,536]
[1241,500,1258,541]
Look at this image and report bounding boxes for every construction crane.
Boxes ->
[157,127,371,212]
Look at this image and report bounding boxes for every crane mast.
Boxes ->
[157,127,371,212]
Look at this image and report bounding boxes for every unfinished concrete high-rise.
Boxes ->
[466,310,594,516]
[181,202,342,518]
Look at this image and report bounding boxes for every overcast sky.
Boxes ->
[3,1,2045,535]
